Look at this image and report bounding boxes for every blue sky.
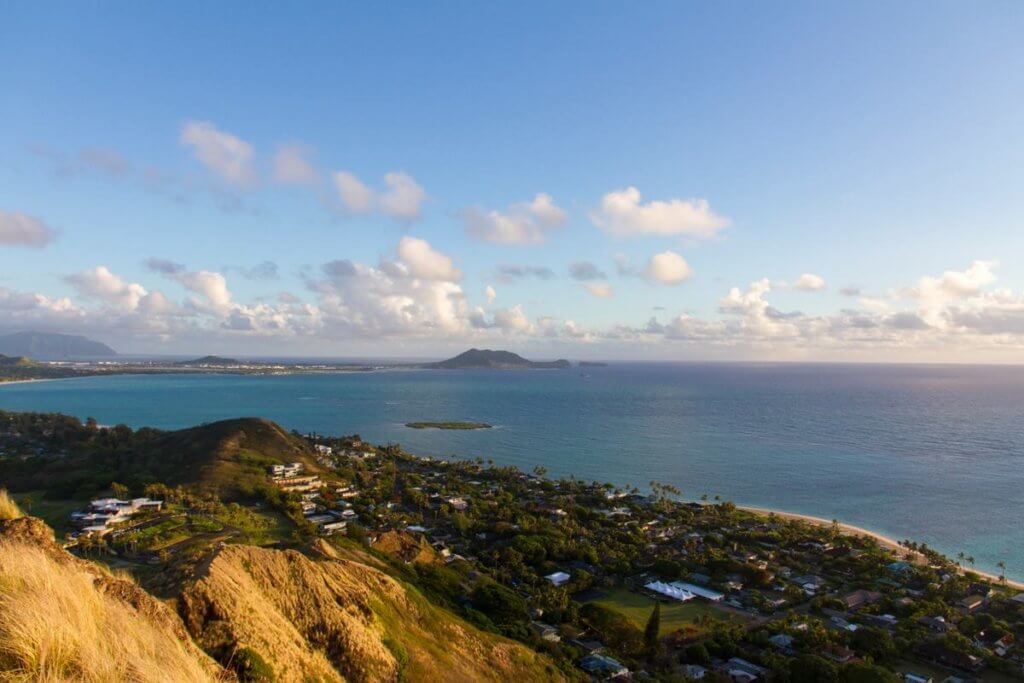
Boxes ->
[2,2,1023,360]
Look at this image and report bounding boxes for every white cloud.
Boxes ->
[794,273,826,291]
[0,210,55,247]
[492,305,533,332]
[464,193,567,245]
[274,144,319,185]
[379,171,427,221]
[645,251,693,285]
[65,266,148,311]
[396,237,461,282]
[180,121,257,188]
[332,171,375,214]
[585,282,614,298]
[590,187,728,238]
[485,285,496,305]
[175,270,233,309]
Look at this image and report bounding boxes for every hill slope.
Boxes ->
[0,331,116,358]
[428,348,570,369]
[0,515,222,682]
[137,417,321,497]
[0,416,320,500]
[179,543,566,683]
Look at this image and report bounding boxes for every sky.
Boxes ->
[2,2,1024,361]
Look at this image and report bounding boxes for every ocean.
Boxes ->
[0,362,1020,580]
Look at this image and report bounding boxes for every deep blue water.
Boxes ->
[1,363,1021,580]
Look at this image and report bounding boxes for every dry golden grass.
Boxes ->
[0,542,219,682]
[0,492,22,521]
[181,544,566,683]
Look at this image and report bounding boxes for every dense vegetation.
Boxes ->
[2,409,1023,681]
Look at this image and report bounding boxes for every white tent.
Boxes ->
[644,581,696,602]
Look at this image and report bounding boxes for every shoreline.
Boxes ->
[740,505,1024,590]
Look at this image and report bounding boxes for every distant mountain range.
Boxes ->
[0,332,116,359]
[426,348,570,369]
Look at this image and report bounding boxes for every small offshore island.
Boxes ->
[405,421,493,430]
[1,408,1022,682]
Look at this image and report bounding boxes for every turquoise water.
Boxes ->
[0,363,1021,580]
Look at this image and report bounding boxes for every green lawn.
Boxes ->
[584,587,748,637]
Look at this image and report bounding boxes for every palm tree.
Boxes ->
[997,561,1007,584]
[967,555,975,568]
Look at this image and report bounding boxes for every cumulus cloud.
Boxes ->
[793,273,826,291]
[0,210,56,247]
[332,171,375,214]
[274,144,319,185]
[175,270,233,309]
[492,305,533,332]
[395,236,461,282]
[485,285,496,305]
[379,172,427,220]
[65,266,148,311]
[590,187,728,239]
[329,170,426,220]
[464,193,567,245]
[585,282,614,298]
[645,251,693,285]
[180,121,257,188]
[569,261,606,281]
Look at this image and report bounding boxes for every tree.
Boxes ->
[110,481,130,499]
[852,626,895,661]
[789,654,838,683]
[684,642,710,664]
[997,560,1007,584]
[839,662,899,683]
[644,602,661,654]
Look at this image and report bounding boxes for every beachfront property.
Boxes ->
[69,497,164,535]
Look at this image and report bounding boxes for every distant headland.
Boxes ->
[424,348,570,370]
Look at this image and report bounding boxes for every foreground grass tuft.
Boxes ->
[0,491,22,521]
[0,542,218,682]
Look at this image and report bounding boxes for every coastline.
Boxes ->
[740,505,1024,591]
[0,378,65,387]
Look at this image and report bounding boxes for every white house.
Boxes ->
[545,571,571,587]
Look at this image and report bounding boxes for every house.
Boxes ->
[720,658,768,682]
[918,616,949,634]
[842,589,883,610]
[268,462,304,479]
[447,497,469,511]
[277,475,321,492]
[319,520,347,535]
[530,621,561,642]
[579,654,628,678]
[959,595,986,613]
[545,571,571,587]
[824,646,856,664]
[682,665,707,680]
[903,674,932,683]
[768,633,794,651]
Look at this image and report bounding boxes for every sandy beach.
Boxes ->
[741,505,1024,591]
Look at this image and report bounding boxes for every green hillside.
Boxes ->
[0,415,319,501]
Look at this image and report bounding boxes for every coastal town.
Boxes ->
[1,409,1023,682]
